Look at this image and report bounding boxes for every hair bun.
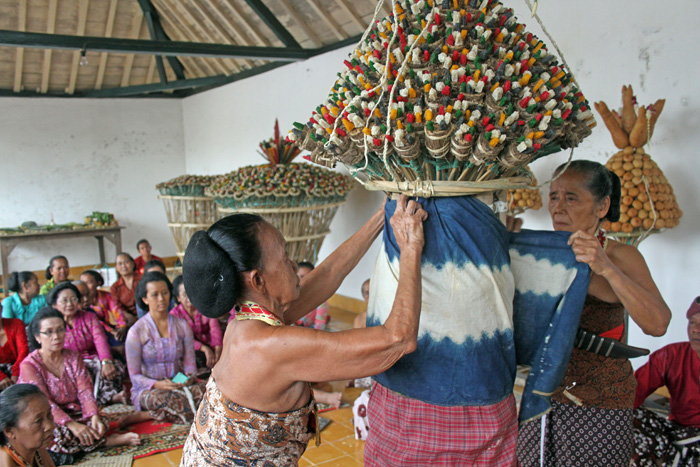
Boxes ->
[606,169,622,223]
[183,230,240,319]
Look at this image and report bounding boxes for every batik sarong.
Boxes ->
[365,382,517,466]
[633,407,700,467]
[50,418,106,454]
[517,400,633,467]
[82,357,127,406]
[180,378,316,466]
[140,381,206,425]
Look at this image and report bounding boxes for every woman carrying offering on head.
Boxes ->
[1,272,47,325]
[180,195,427,466]
[125,272,206,425]
[517,160,671,467]
[39,256,70,296]
[19,308,140,461]
[170,276,223,371]
[0,384,56,467]
[109,253,140,325]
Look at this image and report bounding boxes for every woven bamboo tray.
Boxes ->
[607,230,661,248]
[363,176,533,197]
[217,201,345,264]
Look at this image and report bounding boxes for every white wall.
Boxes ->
[182,0,700,358]
[0,98,185,273]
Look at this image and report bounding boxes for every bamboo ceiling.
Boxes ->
[0,0,389,98]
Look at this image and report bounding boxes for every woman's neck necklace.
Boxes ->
[595,226,608,250]
[5,444,37,467]
[235,301,284,326]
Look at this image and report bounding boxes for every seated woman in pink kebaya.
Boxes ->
[79,270,129,349]
[19,308,144,462]
[47,282,126,406]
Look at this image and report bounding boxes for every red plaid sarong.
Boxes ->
[365,382,517,466]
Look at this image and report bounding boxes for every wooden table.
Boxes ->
[0,226,124,291]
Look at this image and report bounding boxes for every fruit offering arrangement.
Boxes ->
[507,166,542,214]
[289,0,596,187]
[595,86,681,235]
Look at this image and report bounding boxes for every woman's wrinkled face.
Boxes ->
[36,317,65,352]
[54,289,79,319]
[50,258,70,283]
[258,223,300,308]
[548,171,609,234]
[4,395,55,452]
[116,255,135,276]
[146,281,171,314]
[23,276,40,297]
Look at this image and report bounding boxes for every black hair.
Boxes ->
[115,252,135,278]
[136,239,150,249]
[45,255,68,281]
[80,269,105,287]
[183,214,265,318]
[554,160,621,222]
[144,259,166,273]
[297,261,315,271]
[46,282,81,307]
[172,275,185,304]
[7,271,37,294]
[27,307,65,351]
[135,271,172,311]
[0,384,46,445]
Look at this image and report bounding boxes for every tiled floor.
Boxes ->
[133,306,364,467]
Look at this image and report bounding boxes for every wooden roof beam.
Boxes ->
[242,0,300,48]
[334,0,366,31]
[157,12,211,77]
[66,0,90,95]
[136,0,186,81]
[121,8,145,87]
[40,0,58,93]
[95,0,118,90]
[304,0,346,41]
[221,0,272,47]
[0,30,312,61]
[13,0,27,92]
[276,0,322,47]
[203,0,264,67]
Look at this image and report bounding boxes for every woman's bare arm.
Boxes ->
[569,231,670,336]
[284,203,385,324]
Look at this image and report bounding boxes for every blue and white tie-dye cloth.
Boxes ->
[368,196,590,423]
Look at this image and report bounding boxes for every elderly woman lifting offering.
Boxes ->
[180,195,427,466]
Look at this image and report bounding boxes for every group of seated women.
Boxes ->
[0,240,231,463]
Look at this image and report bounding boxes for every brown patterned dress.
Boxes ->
[180,378,317,466]
[517,295,637,467]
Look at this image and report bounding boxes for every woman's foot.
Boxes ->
[119,411,153,428]
[314,389,342,409]
[105,432,140,447]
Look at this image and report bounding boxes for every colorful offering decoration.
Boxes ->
[156,175,217,196]
[208,121,353,263]
[507,166,541,214]
[289,0,595,194]
[595,86,682,245]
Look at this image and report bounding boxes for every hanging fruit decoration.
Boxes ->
[507,166,542,214]
[594,86,682,245]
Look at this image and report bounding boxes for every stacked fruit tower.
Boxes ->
[594,86,682,246]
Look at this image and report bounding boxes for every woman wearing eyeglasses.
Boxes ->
[46,282,127,406]
[18,307,142,463]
